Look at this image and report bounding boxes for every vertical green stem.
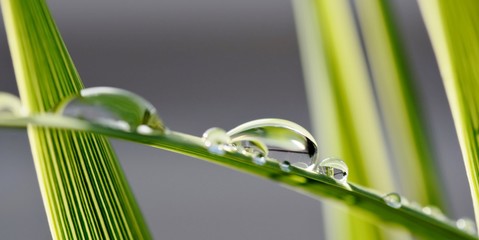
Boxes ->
[1,0,152,238]
[293,0,407,239]
[418,0,479,228]
[355,0,444,208]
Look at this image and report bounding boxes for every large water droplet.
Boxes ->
[227,119,318,166]
[315,157,348,182]
[55,87,164,132]
[383,192,402,209]
[0,92,23,116]
[202,127,231,155]
[456,218,477,234]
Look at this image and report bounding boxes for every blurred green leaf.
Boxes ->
[419,0,479,230]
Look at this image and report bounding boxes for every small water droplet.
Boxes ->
[456,218,477,234]
[227,118,318,166]
[137,125,155,134]
[202,127,231,155]
[0,92,23,116]
[383,192,402,209]
[55,87,164,132]
[422,206,446,220]
[232,139,269,165]
[280,161,291,172]
[315,157,348,182]
[251,152,266,165]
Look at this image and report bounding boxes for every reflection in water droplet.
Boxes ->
[232,139,268,166]
[227,119,318,166]
[0,92,23,116]
[233,139,268,158]
[456,218,477,234]
[280,161,291,172]
[202,127,231,155]
[231,139,268,165]
[315,158,348,182]
[383,192,402,209]
[55,87,164,132]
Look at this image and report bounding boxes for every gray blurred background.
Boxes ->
[0,0,473,239]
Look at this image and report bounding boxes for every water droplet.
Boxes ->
[280,161,291,172]
[227,118,318,166]
[315,157,348,182]
[55,87,164,132]
[456,218,477,234]
[202,127,231,155]
[232,139,268,165]
[422,206,447,220]
[252,153,266,165]
[234,139,269,157]
[137,125,155,134]
[0,92,23,116]
[383,192,402,209]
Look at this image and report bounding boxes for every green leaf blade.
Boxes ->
[355,0,444,208]
[1,0,152,238]
[292,0,404,239]
[0,114,476,240]
[418,0,479,229]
